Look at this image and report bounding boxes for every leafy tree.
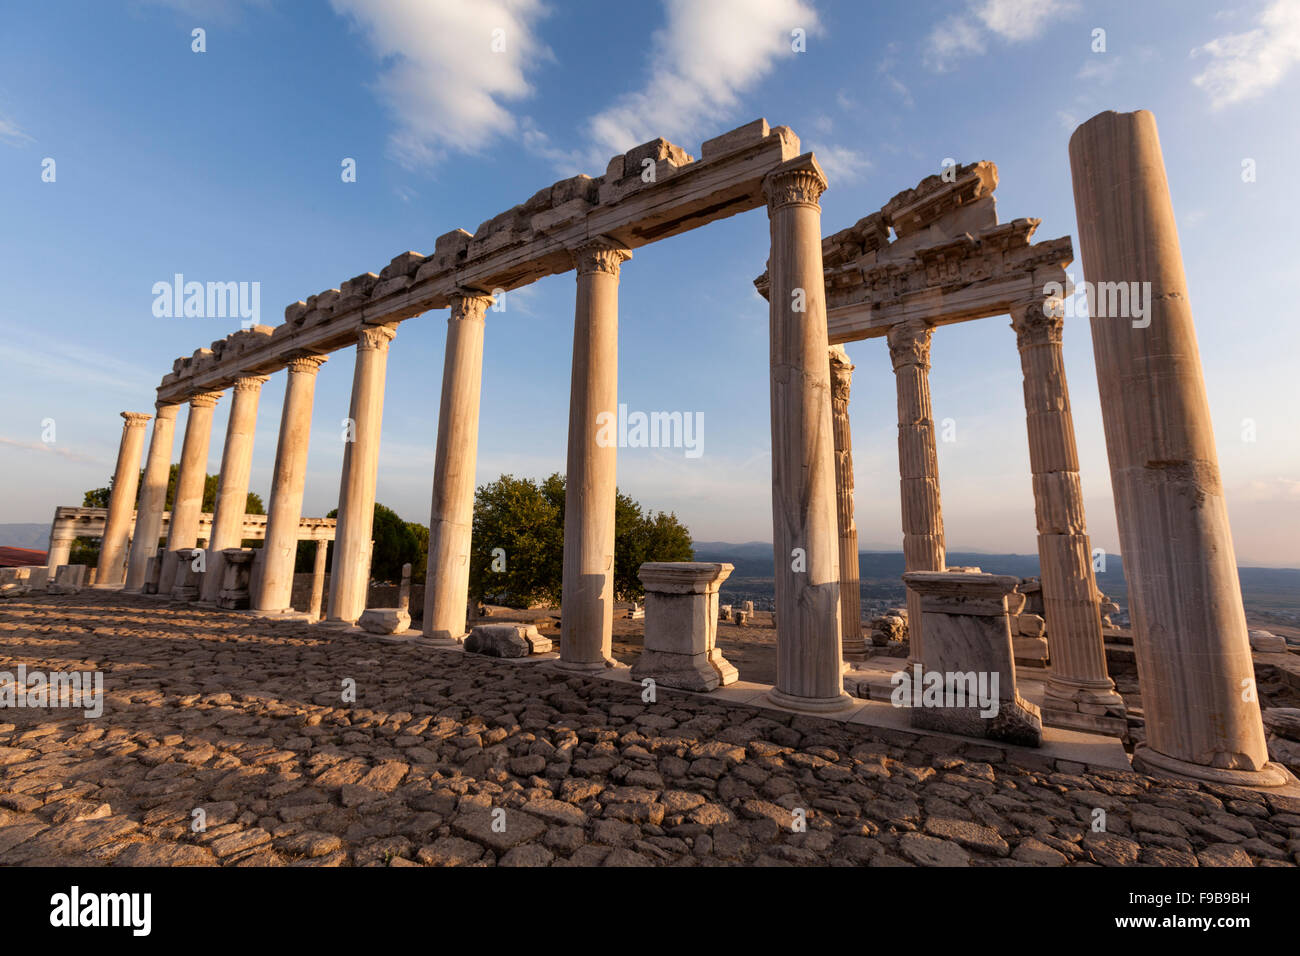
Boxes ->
[311,504,426,585]
[468,473,692,607]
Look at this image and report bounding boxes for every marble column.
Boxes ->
[95,411,152,587]
[125,403,181,591]
[1010,297,1124,728]
[46,526,74,572]
[1070,109,1286,785]
[829,346,865,661]
[424,291,493,641]
[888,318,946,667]
[159,391,222,595]
[763,154,848,712]
[309,539,328,621]
[201,375,268,602]
[254,355,326,613]
[326,325,396,625]
[559,238,629,671]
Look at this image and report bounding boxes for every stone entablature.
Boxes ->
[48,506,336,544]
[156,119,803,404]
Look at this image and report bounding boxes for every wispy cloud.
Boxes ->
[0,437,101,465]
[1192,0,1300,109]
[583,0,820,160]
[924,0,1079,71]
[0,114,32,145]
[329,0,552,168]
[808,143,870,185]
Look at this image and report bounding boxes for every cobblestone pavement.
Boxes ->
[1,592,1298,867]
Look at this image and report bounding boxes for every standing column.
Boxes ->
[94,411,152,587]
[46,521,74,573]
[253,355,327,613]
[125,403,180,591]
[158,391,222,595]
[1070,109,1286,784]
[559,238,629,671]
[829,346,865,661]
[1011,297,1125,727]
[764,154,848,712]
[888,318,946,667]
[424,291,493,640]
[200,375,268,602]
[326,325,396,625]
[309,539,328,621]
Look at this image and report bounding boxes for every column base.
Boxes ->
[553,657,617,674]
[765,687,856,714]
[1044,677,1126,715]
[1133,744,1298,789]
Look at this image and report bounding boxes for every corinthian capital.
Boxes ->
[286,354,328,375]
[1010,297,1065,349]
[357,324,397,352]
[121,411,153,427]
[233,374,270,393]
[762,154,828,211]
[829,346,854,404]
[572,237,632,278]
[188,390,223,409]
[886,318,933,371]
[449,289,495,322]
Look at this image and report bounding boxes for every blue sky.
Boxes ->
[2,0,1298,567]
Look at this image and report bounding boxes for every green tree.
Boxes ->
[468,473,692,607]
[312,504,425,585]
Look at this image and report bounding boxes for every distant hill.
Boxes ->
[691,541,1300,619]
[0,524,51,551]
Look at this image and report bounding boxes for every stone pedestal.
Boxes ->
[424,292,492,641]
[170,548,203,601]
[889,319,946,667]
[126,403,181,591]
[1069,109,1288,786]
[202,375,267,602]
[559,238,629,672]
[359,562,412,634]
[160,392,222,595]
[96,411,152,588]
[328,326,396,625]
[143,555,162,594]
[256,355,326,613]
[1010,297,1125,735]
[762,154,849,713]
[48,564,87,594]
[216,548,255,610]
[631,562,738,692]
[829,346,866,661]
[902,571,1042,747]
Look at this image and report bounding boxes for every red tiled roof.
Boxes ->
[0,547,48,567]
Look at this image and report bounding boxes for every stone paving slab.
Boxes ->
[0,592,1297,867]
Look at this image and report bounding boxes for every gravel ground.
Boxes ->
[1,591,1297,867]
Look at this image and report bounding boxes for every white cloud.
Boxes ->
[1192,0,1300,109]
[925,0,1078,71]
[809,143,870,184]
[583,0,820,159]
[0,114,31,145]
[329,0,551,167]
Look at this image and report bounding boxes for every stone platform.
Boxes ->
[0,592,1296,867]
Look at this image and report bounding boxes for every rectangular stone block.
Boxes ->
[631,562,737,692]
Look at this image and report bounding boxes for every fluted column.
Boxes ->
[326,325,396,625]
[424,291,492,641]
[559,238,629,671]
[254,355,326,613]
[309,539,328,621]
[1011,297,1124,725]
[95,411,152,587]
[46,524,73,573]
[829,346,865,661]
[159,391,221,595]
[125,403,180,591]
[888,318,946,666]
[1070,109,1286,785]
[764,154,848,712]
[199,375,268,602]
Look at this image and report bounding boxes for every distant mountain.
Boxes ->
[0,524,51,551]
